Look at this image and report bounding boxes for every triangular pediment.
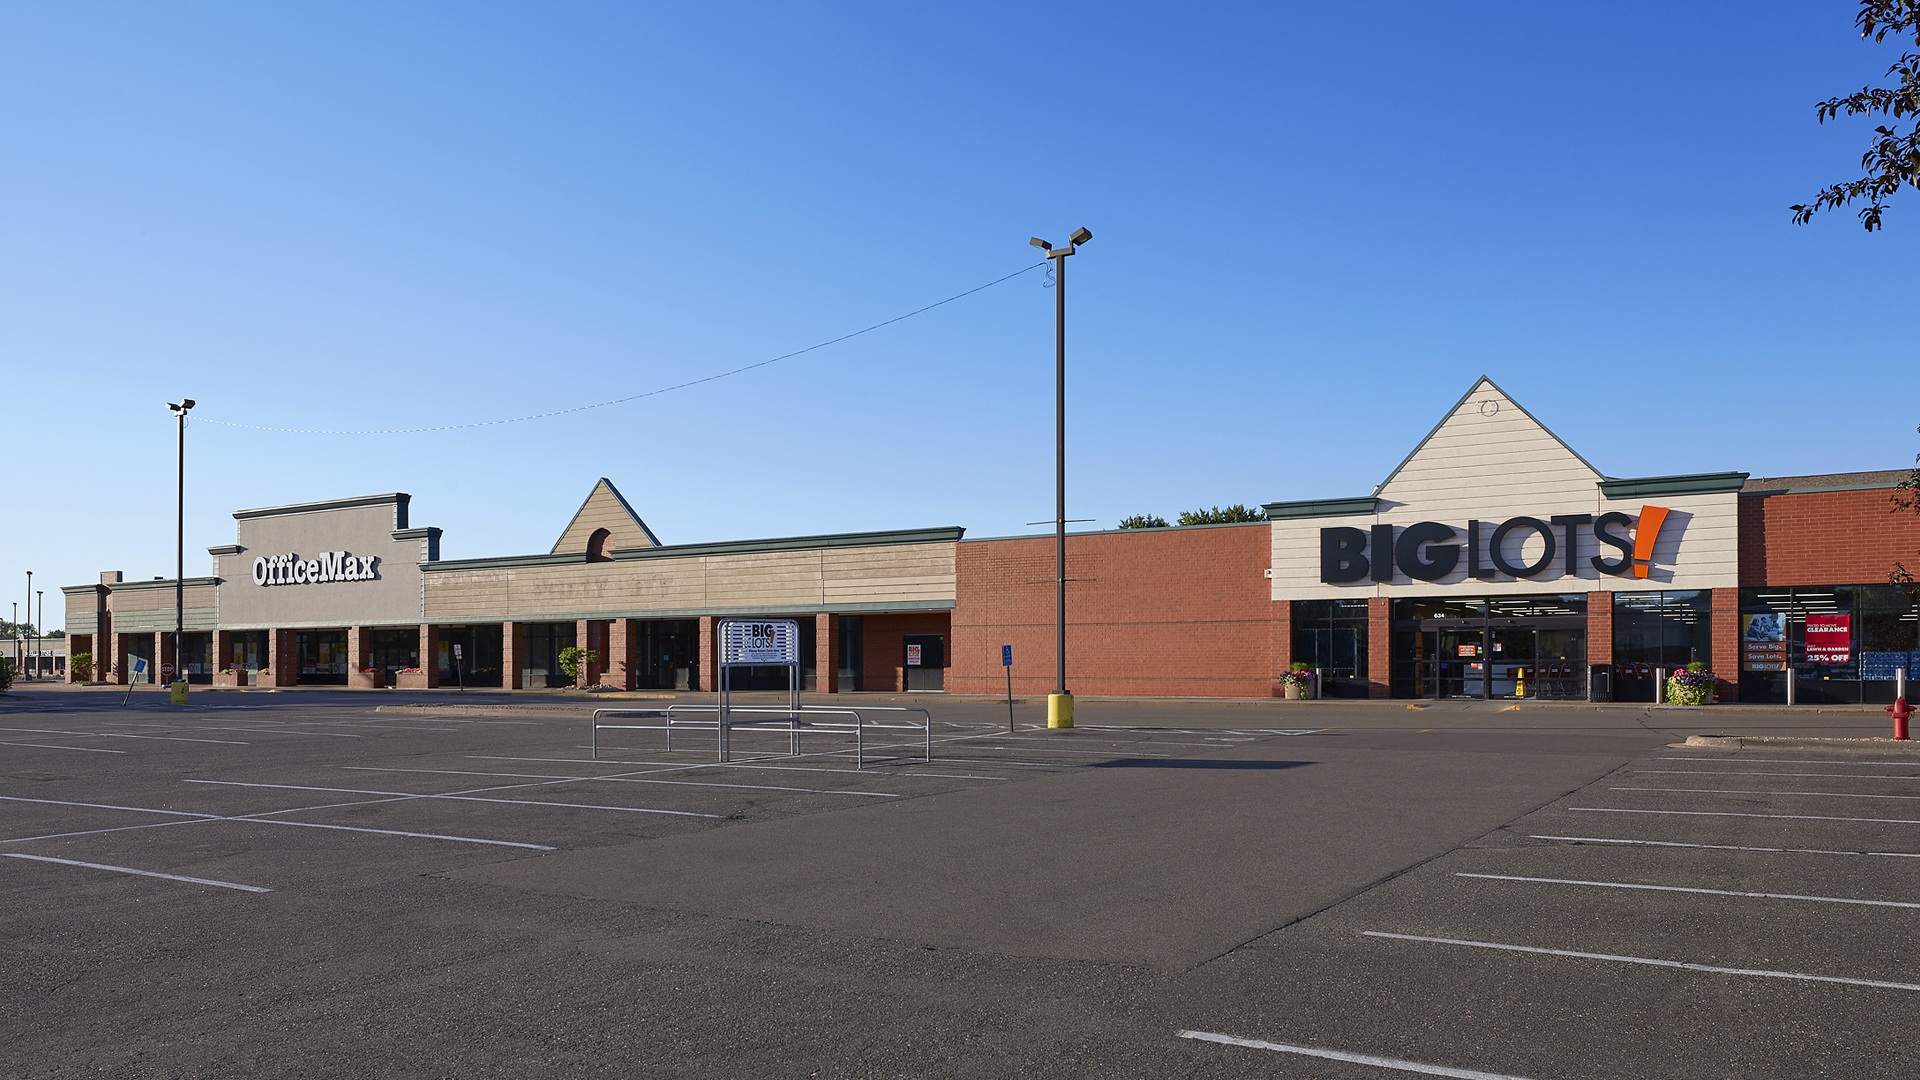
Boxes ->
[551,478,660,555]
[1375,376,1603,506]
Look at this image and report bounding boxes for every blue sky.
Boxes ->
[5,2,1916,628]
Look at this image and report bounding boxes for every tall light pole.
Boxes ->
[23,571,30,680]
[1028,227,1092,730]
[166,399,195,704]
[35,590,42,682]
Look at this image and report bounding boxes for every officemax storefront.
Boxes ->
[63,377,1920,705]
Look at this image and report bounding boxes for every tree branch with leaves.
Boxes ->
[1793,1,1920,230]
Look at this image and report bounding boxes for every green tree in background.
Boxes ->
[1117,514,1169,529]
[1792,1,1920,230]
[1177,504,1268,526]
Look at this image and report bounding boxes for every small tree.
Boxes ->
[1118,514,1169,529]
[70,652,93,681]
[1178,504,1268,526]
[557,646,591,686]
[0,658,12,692]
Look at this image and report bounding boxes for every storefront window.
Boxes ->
[436,624,503,688]
[1740,585,1919,704]
[1612,591,1711,703]
[1292,599,1370,697]
[1391,594,1587,700]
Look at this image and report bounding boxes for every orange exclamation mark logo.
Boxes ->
[1631,505,1671,579]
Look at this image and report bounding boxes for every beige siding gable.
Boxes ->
[1377,377,1602,509]
[550,478,659,555]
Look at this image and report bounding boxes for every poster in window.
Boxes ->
[1805,614,1851,664]
[906,644,922,667]
[1742,613,1786,671]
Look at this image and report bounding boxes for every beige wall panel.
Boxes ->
[426,569,513,620]
[112,605,219,633]
[217,502,427,628]
[550,481,656,554]
[703,551,825,608]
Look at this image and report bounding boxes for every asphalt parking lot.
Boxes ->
[2,687,1916,1077]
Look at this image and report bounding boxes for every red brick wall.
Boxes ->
[1588,592,1613,665]
[1740,487,1920,586]
[1711,586,1740,701]
[950,524,1272,697]
[1367,597,1390,698]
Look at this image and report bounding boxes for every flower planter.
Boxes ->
[1283,683,1302,700]
[213,670,248,688]
[395,670,432,690]
[347,670,383,690]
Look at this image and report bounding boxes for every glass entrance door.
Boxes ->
[1437,628,1486,698]
[1489,626,1534,698]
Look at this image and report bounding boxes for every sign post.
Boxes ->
[122,657,149,707]
[452,642,464,693]
[1002,645,1014,732]
[716,619,802,761]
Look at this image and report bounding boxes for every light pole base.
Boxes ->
[1047,692,1074,729]
[170,680,189,706]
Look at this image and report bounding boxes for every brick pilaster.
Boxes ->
[347,626,370,680]
[215,630,232,676]
[1271,599,1292,697]
[268,629,295,687]
[1711,587,1739,702]
[503,622,526,689]
[815,613,836,693]
[421,624,440,688]
[605,619,636,690]
[1588,592,1613,666]
[1367,597,1391,698]
[697,616,714,693]
[112,633,130,684]
[574,620,601,687]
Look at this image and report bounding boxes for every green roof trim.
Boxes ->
[1599,472,1749,500]
[1372,375,1606,495]
[422,526,965,573]
[234,492,410,525]
[207,544,243,556]
[1261,495,1378,520]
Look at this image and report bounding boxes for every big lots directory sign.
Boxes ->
[719,619,800,667]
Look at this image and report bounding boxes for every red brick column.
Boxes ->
[214,630,232,676]
[697,616,715,693]
[109,633,129,684]
[815,613,836,693]
[347,626,370,681]
[1588,592,1613,666]
[502,622,526,689]
[605,619,636,690]
[1271,600,1292,697]
[574,620,601,687]
[421,624,440,688]
[1711,587,1740,702]
[269,629,296,687]
[1367,597,1391,698]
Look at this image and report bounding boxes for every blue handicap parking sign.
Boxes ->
[1002,645,1012,667]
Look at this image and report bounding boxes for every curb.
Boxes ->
[1680,734,1920,753]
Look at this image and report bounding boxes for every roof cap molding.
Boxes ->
[1598,472,1750,500]
[233,493,410,528]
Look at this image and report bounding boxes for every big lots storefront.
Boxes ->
[63,378,1920,703]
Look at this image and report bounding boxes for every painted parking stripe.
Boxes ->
[476,754,1010,781]
[1658,756,1920,766]
[1614,786,1920,802]
[0,741,126,753]
[1175,1030,1536,1079]
[1571,807,1920,826]
[0,726,246,745]
[0,794,220,818]
[1456,872,1920,909]
[1532,835,1920,859]
[240,818,556,849]
[1637,770,1920,780]
[1363,931,1920,991]
[4,852,271,893]
[184,779,720,818]
[342,766,901,797]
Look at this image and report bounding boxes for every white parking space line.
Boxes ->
[0,741,126,753]
[183,778,721,818]
[1637,770,1920,780]
[1531,835,1920,859]
[1658,756,1920,766]
[0,726,247,745]
[1175,1030,1536,1079]
[0,794,221,818]
[1362,932,1920,991]
[4,852,272,893]
[1456,872,1920,909]
[1571,807,1920,826]
[240,818,556,849]
[513,755,1011,780]
[1614,786,1920,802]
[109,722,362,739]
[342,766,902,797]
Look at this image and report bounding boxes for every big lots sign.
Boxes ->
[1320,505,1672,584]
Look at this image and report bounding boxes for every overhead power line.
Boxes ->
[197,260,1048,436]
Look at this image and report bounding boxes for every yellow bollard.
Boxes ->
[170,680,189,705]
[1047,692,1074,729]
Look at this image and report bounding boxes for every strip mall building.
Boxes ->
[63,378,1920,705]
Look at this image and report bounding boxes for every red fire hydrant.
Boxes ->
[1888,697,1913,741]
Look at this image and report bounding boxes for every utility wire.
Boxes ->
[198,260,1048,436]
